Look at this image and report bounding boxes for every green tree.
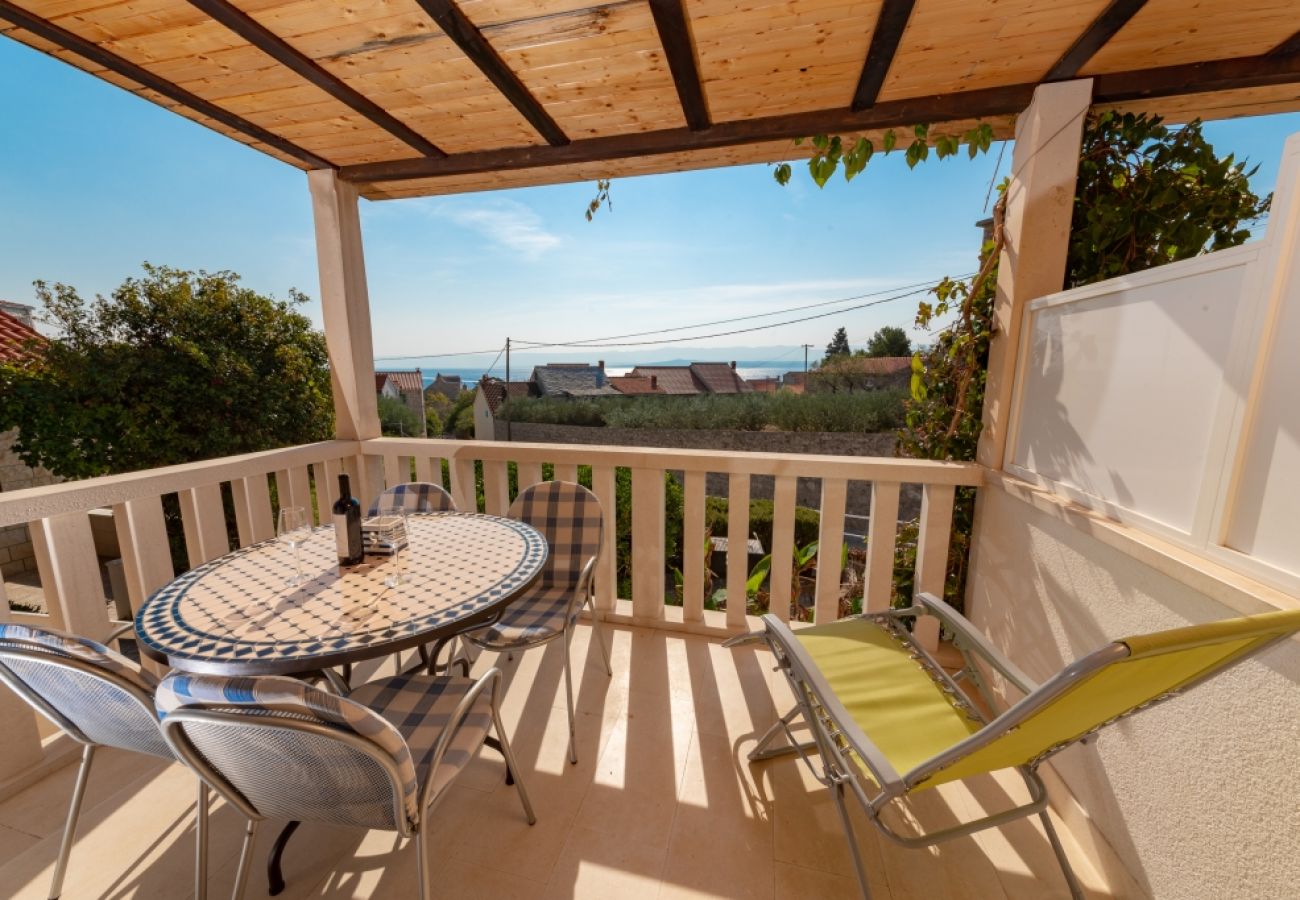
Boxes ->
[865,325,911,358]
[0,264,333,478]
[452,405,475,439]
[824,326,851,361]
[425,406,445,437]
[378,395,422,436]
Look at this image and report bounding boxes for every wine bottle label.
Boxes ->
[333,514,349,559]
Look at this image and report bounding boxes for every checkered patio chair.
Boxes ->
[0,623,174,900]
[728,592,1300,900]
[462,480,612,765]
[156,666,534,900]
[367,481,456,516]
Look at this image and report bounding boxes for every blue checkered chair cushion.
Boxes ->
[0,623,157,691]
[156,672,420,827]
[368,482,456,516]
[0,623,169,758]
[468,481,602,650]
[348,673,493,800]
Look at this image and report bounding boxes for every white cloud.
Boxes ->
[429,198,561,260]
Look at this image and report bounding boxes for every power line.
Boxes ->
[512,275,963,350]
[510,282,944,350]
[374,346,504,362]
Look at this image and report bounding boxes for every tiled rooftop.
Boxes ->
[0,623,1128,900]
[0,308,42,364]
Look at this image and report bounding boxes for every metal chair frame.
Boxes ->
[161,666,535,900]
[733,592,1300,900]
[0,624,173,900]
[462,553,612,765]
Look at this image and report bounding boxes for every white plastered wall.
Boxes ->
[967,484,1300,900]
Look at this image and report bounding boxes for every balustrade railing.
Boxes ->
[0,436,981,788]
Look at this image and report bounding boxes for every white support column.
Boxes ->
[309,169,381,443]
[977,79,1092,470]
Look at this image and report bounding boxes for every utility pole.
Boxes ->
[801,343,814,373]
[504,337,512,442]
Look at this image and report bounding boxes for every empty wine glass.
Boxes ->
[377,505,408,588]
[277,506,311,587]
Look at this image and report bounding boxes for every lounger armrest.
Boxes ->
[915,593,1038,695]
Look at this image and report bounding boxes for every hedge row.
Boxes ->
[499,389,906,433]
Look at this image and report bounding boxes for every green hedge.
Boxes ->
[704,496,820,550]
[499,389,905,433]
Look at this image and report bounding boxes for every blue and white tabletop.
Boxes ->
[136,512,548,675]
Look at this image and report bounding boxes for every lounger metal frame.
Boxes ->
[735,592,1299,900]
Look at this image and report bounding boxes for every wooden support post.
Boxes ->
[914,484,956,650]
[630,467,665,621]
[977,79,1092,470]
[309,169,380,443]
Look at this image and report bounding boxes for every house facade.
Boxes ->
[374,369,427,435]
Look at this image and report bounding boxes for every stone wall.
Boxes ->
[0,428,60,578]
[492,422,920,525]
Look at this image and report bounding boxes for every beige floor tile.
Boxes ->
[774,861,862,900]
[0,746,169,838]
[659,801,775,900]
[0,824,40,870]
[542,824,666,900]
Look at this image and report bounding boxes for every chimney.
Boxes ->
[729,361,737,370]
[650,375,658,390]
[598,360,605,371]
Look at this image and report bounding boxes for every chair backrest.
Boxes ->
[907,607,1300,790]
[368,481,456,516]
[156,672,418,833]
[0,623,170,759]
[508,480,602,589]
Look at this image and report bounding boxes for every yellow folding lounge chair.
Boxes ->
[729,592,1300,900]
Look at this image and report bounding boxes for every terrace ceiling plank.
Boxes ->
[852,0,916,111]
[1045,0,1148,81]
[0,0,331,170]
[185,0,445,158]
[412,0,570,146]
[647,0,710,130]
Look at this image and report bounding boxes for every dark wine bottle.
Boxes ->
[332,474,364,566]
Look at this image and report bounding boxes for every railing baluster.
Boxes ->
[179,483,231,567]
[382,453,401,490]
[726,473,751,630]
[682,470,706,623]
[0,575,46,780]
[112,496,174,614]
[414,455,434,484]
[769,475,797,622]
[590,465,618,612]
[29,513,111,641]
[865,482,901,613]
[231,474,274,547]
[814,478,848,624]
[914,483,956,650]
[517,461,544,492]
[276,465,314,522]
[482,460,509,515]
[552,462,578,483]
[450,457,477,512]
[630,467,665,621]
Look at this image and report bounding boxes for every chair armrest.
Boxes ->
[567,556,599,621]
[915,592,1038,695]
[419,667,502,811]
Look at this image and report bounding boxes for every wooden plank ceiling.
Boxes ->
[1,0,1298,198]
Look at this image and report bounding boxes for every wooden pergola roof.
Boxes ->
[3,0,1298,200]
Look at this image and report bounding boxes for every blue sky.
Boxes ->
[3,36,1299,370]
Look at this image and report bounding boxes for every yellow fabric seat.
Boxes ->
[794,618,981,778]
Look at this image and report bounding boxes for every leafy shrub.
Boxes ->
[704,496,819,550]
[500,391,905,433]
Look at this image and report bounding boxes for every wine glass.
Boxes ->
[277,506,311,587]
[377,505,408,588]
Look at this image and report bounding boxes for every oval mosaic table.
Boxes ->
[136,512,548,676]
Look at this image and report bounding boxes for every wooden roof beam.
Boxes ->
[1268,29,1300,58]
[1045,0,1148,81]
[341,82,1033,184]
[1092,49,1300,103]
[852,0,917,111]
[186,0,444,158]
[0,0,331,169]
[412,0,569,147]
[648,0,710,131]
